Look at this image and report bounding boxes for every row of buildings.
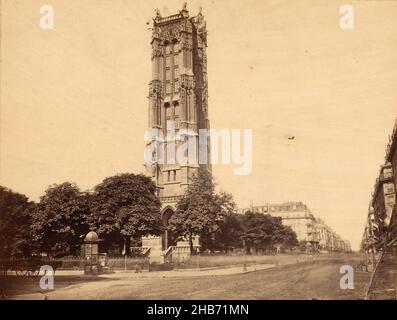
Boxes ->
[238,201,351,252]
[361,118,397,253]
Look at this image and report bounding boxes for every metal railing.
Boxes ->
[160,195,183,203]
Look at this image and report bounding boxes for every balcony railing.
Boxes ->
[156,13,184,23]
[160,195,183,203]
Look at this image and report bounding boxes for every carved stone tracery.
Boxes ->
[149,80,162,98]
[157,23,185,43]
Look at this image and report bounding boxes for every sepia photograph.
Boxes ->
[1,0,397,308]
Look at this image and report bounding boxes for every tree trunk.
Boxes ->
[120,236,131,256]
[119,239,124,255]
[189,234,194,255]
[126,236,131,256]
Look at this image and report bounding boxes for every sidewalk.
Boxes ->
[106,263,275,278]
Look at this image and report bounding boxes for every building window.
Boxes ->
[165,82,171,94]
[174,65,179,93]
[166,69,171,81]
[174,55,179,68]
[165,104,171,132]
[165,56,171,68]
[174,66,179,79]
[163,41,180,96]
[174,104,180,117]
[174,79,179,93]
[166,170,177,182]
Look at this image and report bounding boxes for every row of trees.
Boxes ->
[0,169,298,258]
[1,174,162,258]
[169,169,298,254]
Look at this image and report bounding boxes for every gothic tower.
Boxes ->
[144,4,210,253]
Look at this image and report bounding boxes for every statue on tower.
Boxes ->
[193,6,207,36]
[154,8,162,21]
[181,2,189,17]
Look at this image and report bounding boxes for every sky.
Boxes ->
[1,0,397,250]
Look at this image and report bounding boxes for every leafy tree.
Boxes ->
[241,211,298,254]
[31,182,90,256]
[88,173,162,255]
[270,217,299,250]
[168,168,235,254]
[208,213,244,252]
[241,211,273,254]
[0,186,34,258]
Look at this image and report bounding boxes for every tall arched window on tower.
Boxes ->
[174,68,179,93]
[164,42,172,95]
[165,103,171,128]
[173,40,179,94]
[164,40,181,96]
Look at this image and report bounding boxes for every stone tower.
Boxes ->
[144,4,210,255]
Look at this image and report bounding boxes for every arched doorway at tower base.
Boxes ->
[161,206,177,250]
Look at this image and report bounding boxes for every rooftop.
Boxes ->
[153,3,192,25]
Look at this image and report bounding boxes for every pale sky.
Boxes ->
[1,0,397,250]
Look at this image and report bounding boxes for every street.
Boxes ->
[2,254,370,300]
